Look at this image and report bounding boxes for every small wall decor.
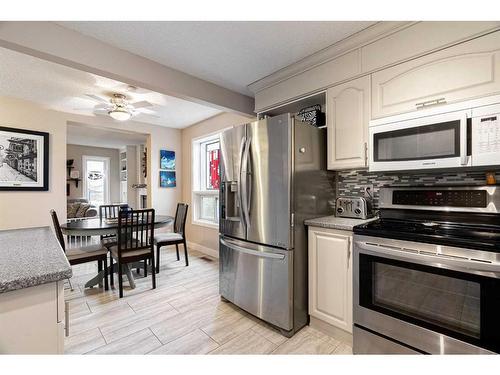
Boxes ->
[297,104,325,127]
[70,170,80,179]
[160,170,176,188]
[160,150,175,170]
[0,126,49,191]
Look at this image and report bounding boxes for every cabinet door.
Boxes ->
[308,227,353,333]
[372,31,500,118]
[327,75,370,170]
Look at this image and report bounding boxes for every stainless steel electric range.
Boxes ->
[352,186,500,354]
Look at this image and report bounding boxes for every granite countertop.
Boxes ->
[0,226,72,294]
[305,215,379,231]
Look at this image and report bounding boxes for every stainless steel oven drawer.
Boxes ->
[353,326,420,354]
[219,236,293,331]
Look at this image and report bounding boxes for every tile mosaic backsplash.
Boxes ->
[335,169,500,209]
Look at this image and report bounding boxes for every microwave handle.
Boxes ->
[460,113,469,166]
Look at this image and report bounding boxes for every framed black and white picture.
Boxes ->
[0,126,49,191]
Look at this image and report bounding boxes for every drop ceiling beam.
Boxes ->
[0,21,255,116]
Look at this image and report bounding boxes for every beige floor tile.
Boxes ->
[100,303,179,343]
[301,326,343,348]
[332,342,353,354]
[70,303,136,336]
[200,309,257,345]
[65,249,350,355]
[209,329,277,354]
[149,329,219,354]
[150,299,232,344]
[250,322,289,346]
[272,329,339,355]
[87,328,162,354]
[68,299,92,320]
[65,328,106,354]
[167,284,220,313]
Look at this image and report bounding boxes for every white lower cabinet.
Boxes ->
[308,226,353,334]
[0,281,66,354]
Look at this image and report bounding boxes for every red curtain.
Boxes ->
[209,149,220,189]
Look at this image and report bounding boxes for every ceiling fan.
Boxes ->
[79,93,157,121]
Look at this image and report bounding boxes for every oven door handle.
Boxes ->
[356,241,500,276]
[460,113,469,166]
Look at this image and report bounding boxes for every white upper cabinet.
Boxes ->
[327,75,370,170]
[371,31,500,119]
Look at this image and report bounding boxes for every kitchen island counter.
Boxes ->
[0,226,72,294]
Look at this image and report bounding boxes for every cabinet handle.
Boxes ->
[415,97,446,109]
[347,237,351,268]
[65,301,70,337]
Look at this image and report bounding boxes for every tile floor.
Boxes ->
[64,246,352,355]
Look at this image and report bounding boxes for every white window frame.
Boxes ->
[191,131,222,229]
[82,155,111,206]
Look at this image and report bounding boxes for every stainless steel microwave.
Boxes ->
[369,96,500,172]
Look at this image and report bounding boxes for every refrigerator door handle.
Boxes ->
[240,136,251,227]
[238,136,247,226]
[220,238,285,260]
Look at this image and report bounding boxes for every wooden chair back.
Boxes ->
[99,204,130,219]
[117,208,155,254]
[173,203,189,236]
[50,209,66,252]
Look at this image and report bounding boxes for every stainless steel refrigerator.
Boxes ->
[219,113,334,336]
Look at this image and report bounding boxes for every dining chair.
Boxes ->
[110,208,156,298]
[99,204,129,248]
[50,209,109,290]
[99,204,131,286]
[153,203,189,273]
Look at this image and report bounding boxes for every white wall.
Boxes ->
[0,96,66,230]
[181,113,254,254]
[0,95,183,230]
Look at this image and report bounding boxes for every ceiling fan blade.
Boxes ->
[93,109,109,116]
[131,100,153,109]
[85,94,109,104]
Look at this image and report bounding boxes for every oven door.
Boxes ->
[353,237,500,354]
[369,110,470,172]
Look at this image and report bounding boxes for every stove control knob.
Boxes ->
[337,207,344,214]
[354,208,362,215]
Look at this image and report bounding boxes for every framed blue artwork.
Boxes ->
[160,170,176,188]
[160,150,175,170]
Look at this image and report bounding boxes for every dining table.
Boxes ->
[60,215,174,289]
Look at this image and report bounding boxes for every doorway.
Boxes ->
[82,155,110,207]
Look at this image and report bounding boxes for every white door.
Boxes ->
[327,75,370,170]
[308,227,353,334]
[82,155,110,207]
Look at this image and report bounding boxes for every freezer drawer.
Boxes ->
[219,236,293,331]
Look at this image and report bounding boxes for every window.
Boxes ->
[82,155,110,207]
[192,133,221,227]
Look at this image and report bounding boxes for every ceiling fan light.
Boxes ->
[109,108,132,121]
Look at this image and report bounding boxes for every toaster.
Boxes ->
[335,197,373,219]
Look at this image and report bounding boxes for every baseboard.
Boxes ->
[187,241,219,259]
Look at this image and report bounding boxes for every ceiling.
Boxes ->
[67,122,147,149]
[58,21,376,96]
[0,46,222,128]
